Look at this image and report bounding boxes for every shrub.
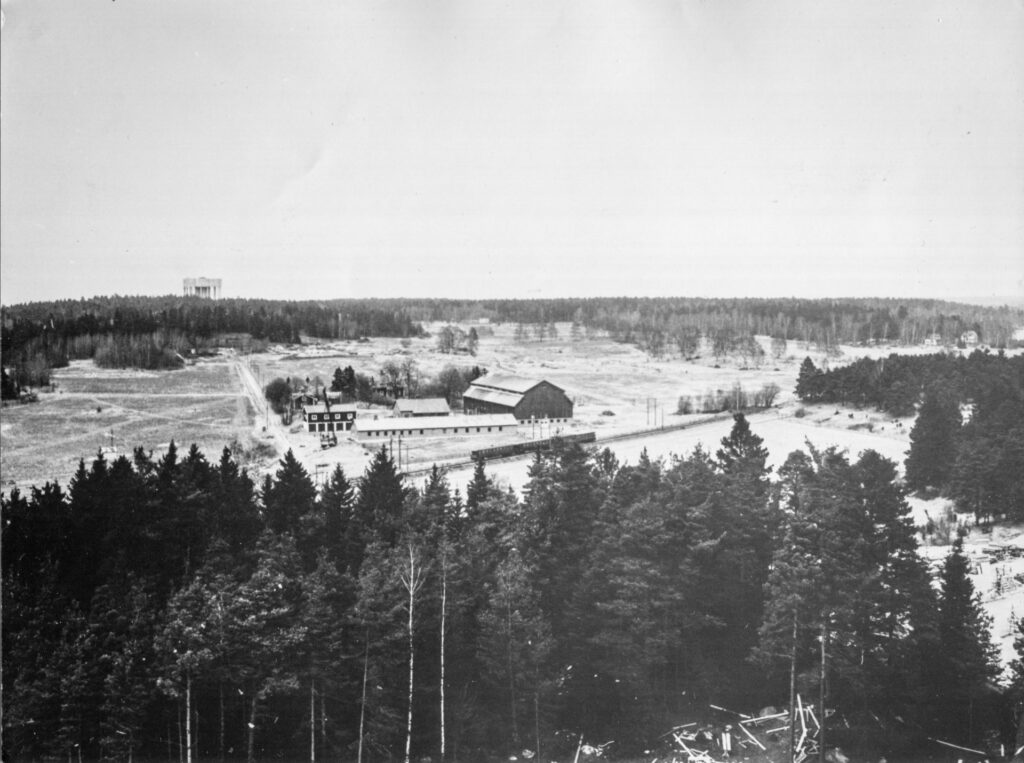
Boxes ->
[264,377,292,414]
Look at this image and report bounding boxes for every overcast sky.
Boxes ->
[1,0,1022,305]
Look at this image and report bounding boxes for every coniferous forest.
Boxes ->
[4,416,1020,761]
[798,350,1024,525]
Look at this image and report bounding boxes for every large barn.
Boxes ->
[463,374,573,422]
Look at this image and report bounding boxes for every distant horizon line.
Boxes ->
[3,291,1023,310]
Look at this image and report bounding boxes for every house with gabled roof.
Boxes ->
[303,402,357,433]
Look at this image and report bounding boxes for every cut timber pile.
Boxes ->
[662,697,832,763]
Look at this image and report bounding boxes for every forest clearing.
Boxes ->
[3,321,931,495]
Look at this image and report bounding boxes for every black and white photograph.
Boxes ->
[2,1,1023,761]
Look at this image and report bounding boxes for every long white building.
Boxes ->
[354,413,518,439]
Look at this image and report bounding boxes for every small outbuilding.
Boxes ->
[393,398,451,417]
[463,374,573,422]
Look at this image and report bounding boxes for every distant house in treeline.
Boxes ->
[960,330,980,346]
[463,374,573,422]
[373,381,405,399]
[393,398,451,417]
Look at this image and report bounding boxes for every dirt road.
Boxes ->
[232,354,292,461]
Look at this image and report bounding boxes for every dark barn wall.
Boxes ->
[514,382,573,420]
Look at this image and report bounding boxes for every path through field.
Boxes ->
[231,354,291,460]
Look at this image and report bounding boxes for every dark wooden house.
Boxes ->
[463,374,573,421]
[303,402,357,433]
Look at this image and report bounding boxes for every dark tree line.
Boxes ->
[796,351,1024,523]
[4,416,1016,761]
[399,297,1022,353]
[1,297,426,379]
[796,350,1024,416]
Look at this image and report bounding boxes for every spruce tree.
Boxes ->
[319,464,356,572]
[353,446,408,561]
[262,449,318,536]
[905,386,961,492]
[465,454,492,516]
[795,357,822,401]
[934,534,1000,740]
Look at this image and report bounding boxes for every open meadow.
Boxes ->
[0,326,940,493]
[0,358,261,491]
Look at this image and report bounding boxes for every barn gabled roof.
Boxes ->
[468,374,563,394]
[461,386,524,408]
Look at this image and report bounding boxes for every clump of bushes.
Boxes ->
[677,382,781,415]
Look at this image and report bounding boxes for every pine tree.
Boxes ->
[715,413,770,477]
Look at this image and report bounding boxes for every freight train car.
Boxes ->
[471,431,595,462]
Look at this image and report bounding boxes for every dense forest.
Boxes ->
[0,297,425,387]
[797,351,1024,523]
[4,418,1021,761]
[398,297,1023,354]
[3,296,1021,386]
